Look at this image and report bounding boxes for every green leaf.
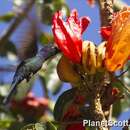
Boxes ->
[112,100,122,118]
[44,0,53,4]
[8,122,25,130]
[0,85,10,97]
[111,79,124,92]
[39,33,54,45]
[41,3,55,25]
[0,40,17,56]
[54,88,77,121]
[35,123,46,130]
[0,112,15,129]
[21,122,57,130]
[40,2,69,25]
[21,123,45,130]
[0,12,15,22]
[46,122,57,130]
[53,2,70,16]
[113,97,130,118]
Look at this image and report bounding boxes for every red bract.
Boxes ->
[52,9,90,63]
[100,26,112,40]
[66,123,85,130]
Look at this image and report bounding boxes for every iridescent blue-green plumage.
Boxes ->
[3,44,60,104]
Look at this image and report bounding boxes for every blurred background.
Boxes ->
[0,0,130,130]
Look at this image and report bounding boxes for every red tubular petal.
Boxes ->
[52,10,90,63]
[80,16,91,34]
[69,9,79,24]
[52,12,71,57]
[100,26,112,40]
[57,14,81,62]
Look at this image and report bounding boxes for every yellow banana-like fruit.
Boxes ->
[82,41,97,74]
[96,42,106,70]
[82,41,106,74]
[57,55,81,84]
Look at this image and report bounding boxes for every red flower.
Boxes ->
[100,26,112,40]
[66,123,85,130]
[11,92,48,119]
[87,0,95,7]
[52,9,90,63]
